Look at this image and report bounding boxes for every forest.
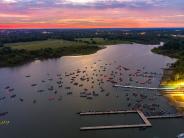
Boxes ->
[152,38,184,80]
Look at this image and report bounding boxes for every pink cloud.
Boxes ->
[0,1,183,28]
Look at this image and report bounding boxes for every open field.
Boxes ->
[76,38,132,45]
[5,38,131,51]
[5,39,88,51]
[0,39,102,67]
[1,38,132,67]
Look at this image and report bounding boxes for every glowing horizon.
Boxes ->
[0,0,184,29]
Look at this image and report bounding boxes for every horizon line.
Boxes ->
[1,27,184,30]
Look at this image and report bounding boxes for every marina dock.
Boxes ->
[162,91,184,94]
[80,110,152,131]
[147,114,183,119]
[80,124,151,131]
[114,85,175,90]
[80,110,137,116]
[80,110,183,131]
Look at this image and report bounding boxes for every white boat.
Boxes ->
[177,133,184,138]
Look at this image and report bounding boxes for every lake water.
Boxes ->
[0,44,184,138]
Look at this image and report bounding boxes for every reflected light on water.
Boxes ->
[67,55,97,66]
[161,80,184,111]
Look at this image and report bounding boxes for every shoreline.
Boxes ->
[0,38,134,68]
[151,48,179,81]
[0,45,103,68]
[0,41,134,68]
[0,42,163,68]
[152,48,184,113]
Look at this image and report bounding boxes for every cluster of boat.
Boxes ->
[0,59,169,117]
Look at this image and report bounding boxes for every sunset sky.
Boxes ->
[0,0,184,29]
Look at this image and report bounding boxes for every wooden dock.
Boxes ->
[114,85,175,90]
[80,110,137,116]
[137,110,152,126]
[79,110,184,131]
[80,124,151,131]
[80,110,152,131]
[162,91,184,95]
[147,114,183,119]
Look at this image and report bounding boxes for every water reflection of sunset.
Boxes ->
[161,80,184,111]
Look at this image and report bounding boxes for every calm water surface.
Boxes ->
[0,44,183,138]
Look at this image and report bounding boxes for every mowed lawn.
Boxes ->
[5,39,87,51]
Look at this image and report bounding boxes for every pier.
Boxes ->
[80,110,183,131]
[162,91,184,95]
[113,84,175,90]
[147,114,183,119]
[80,110,152,131]
[80,110,137,116]
[80,124,150,131]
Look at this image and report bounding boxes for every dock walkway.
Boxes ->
[147,114,183,119]
[80,110,136,116]
[114,85,175,90]
[80,110,183,131]
[80,110,152,131]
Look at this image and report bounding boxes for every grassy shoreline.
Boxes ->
[152,39,184,81]
[0,45,102,67]
[0,38,132,68]
[0,37,165,68]
[152,40,184,112]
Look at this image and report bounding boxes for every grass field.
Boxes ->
[0,38,135,67]
[76,38,132,45]
[5,38,131,51]
[1,39,102,67]
[5,39,88,51]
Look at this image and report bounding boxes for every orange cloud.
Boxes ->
[0,7,183,29]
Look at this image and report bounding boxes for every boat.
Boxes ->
[31,84,37,87]
[67,92,73,95]
[80,95,87,98]
[177,133,184,138]
[92,91,99,96]
[19,98,24,102]
[37,90,44,93]
[48,87,54,91]
[105,93,110,96]
[65,87,71,89]
[4,86,10,89]
[9,88,15,91]
[86,96,93,100]
[10,94,16,98]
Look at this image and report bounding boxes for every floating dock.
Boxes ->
[80,123,150,131]
[147,114,183,119]
[80,110,152,131]
[80,110,136,116]
[80,110,183,131]
[162,91,184,95]
[114,85,175,90]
